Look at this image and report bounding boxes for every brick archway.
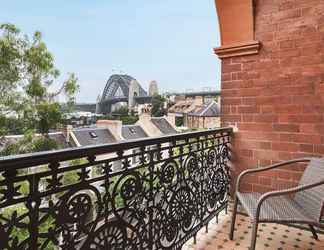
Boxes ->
[214,0,260,58]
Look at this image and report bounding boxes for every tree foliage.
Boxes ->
[112,106,129,116]
[0,116,25,136]
[0,23,79,155]
[0,131,60,156]
[102,106,139,125]
[175,116,184,127]
[151,94,166,117]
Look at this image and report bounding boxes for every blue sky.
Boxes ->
[1,0,221,102]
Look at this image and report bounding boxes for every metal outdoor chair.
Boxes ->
[229,157,324,250]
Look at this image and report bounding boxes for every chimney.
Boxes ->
[194,96,204,105]
[63,125,73,143]
[166,113,176,126]
[138,105,151,123]
[96,120,122,140]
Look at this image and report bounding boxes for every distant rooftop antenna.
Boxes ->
[111,69,124,74]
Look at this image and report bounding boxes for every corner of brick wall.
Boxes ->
[222,0,324,193]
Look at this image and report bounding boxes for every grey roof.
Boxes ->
[188,102,220,117]
[151,118,177,135]
[122,125,148,140]
[72,128,117,146]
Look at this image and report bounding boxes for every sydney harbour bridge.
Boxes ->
[96,74,153,114]
[74,74,219,114]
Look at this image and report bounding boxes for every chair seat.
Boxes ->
[237,192,313,223]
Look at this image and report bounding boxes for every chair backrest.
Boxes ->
[294,158,324,221]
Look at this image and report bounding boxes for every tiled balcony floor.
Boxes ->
[183,209,324,250]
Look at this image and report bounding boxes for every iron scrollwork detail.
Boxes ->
[0,128,232,249]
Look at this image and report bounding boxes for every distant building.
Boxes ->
[64,111,99,127]
[165,90,221,105]
[186,101,220,129]
[168,100,196,114]
[168,99,220,129]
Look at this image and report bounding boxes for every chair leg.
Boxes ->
[249,221,259,250]
[229,196,238,240]
[309,225,319,240]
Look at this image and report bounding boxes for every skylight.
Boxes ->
[89,131,98,138]
[129,128,136,134]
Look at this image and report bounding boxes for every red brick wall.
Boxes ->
[221,0,324,192]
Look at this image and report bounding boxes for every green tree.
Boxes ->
[151,94,166,117]
[112,106,129,116]
[0,116,25,136]
[101,106,139,125]
[0,131,61,156]
[0,23,79,155]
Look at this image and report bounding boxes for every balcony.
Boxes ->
[1,127,324,250]
[0,128,232,249]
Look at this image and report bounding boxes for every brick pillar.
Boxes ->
[216,0,324,192]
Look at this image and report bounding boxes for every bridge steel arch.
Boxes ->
[98,74,149,114]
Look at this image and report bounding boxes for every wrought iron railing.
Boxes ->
[0,128,232,250]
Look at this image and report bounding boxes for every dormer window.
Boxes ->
[89,131,98,138]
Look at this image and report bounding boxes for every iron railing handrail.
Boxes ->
[0,127,233,170]
[0,127,232,249]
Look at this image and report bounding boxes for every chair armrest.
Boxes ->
[235,158,312,193]
[255,179,324,220]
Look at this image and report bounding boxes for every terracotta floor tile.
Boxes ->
[182,212,324,250]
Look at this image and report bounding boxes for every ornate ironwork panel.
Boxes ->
[0,128,232,250]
